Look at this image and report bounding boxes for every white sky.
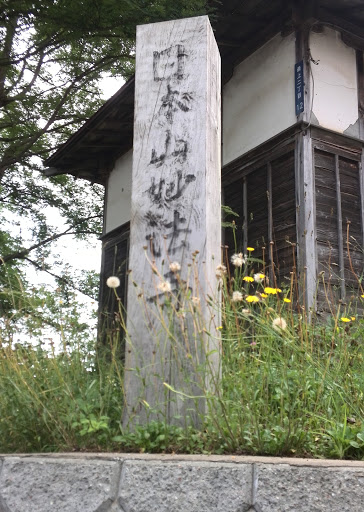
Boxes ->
[100,75,125,100]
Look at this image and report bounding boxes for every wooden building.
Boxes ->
[45,0,364,327]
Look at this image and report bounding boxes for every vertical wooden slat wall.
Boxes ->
[340,157,363,287]
[314,144,363,311]
[271,151,296,282]
[223,149,296,285]
[247,164,268,266]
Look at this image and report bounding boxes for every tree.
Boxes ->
[0,0,210,178]
[0,0,210,338]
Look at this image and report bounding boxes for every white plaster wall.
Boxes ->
[105,149,132,233]
[223,33,296,165]
[310,28,358,136]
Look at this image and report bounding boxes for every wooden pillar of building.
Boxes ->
[123,16,221,427]
[295,16,317,313]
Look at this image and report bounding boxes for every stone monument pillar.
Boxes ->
[124,16,221,426]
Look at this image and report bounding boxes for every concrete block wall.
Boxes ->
[1,454,364,511]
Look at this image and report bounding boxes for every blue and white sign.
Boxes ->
[295,61,304,116]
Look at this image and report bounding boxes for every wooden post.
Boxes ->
[123,16,221,427]
[296,131,317,312]
[295,16,317,312]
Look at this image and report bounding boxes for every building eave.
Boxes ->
[44,0,364,185]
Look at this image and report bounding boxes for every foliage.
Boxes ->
[1,254,364,459]
[0,325,125,452]
[0,0,210,334]
[0,262,96,348]
[0,0,210,179]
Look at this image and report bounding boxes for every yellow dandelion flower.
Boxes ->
[340,317,350,323]
[264,287,279,295]
[351,316,356,321]
[243,276,254,282]
[246,295,259,303]
[361,294,364,298]
[246,247,255,252]
[216,325,223,330]
[261,293,268,298]
[283,298,291,303]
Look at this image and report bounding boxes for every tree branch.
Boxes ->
[0,214,102,265]
[0,15,18,102]
[0,54,119,180]
[24,257,98,300]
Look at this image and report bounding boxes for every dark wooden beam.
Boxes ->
[318,6,364,41]
[79,144,123,149]
[94,124,132,135]
[216,39,241,48]
[341,32,364,51]
[222,16,285,83]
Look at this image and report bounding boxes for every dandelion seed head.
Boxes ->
[169,261,181,273]
[254,273,265,283]
[157,280,172,293]
[232,291,244,302]
[216,264,227,278]
[231,253,245,267]
[106,276,120,288]
[191,296,200,306]
[272,317,287,331]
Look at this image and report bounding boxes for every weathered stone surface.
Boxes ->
[0,457,121,512]
[1,454,364,512]
[254,463,364,512]
[118,460,252,512]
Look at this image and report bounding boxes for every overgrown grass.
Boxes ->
[1,255,364,458]
[0,335,125,452]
